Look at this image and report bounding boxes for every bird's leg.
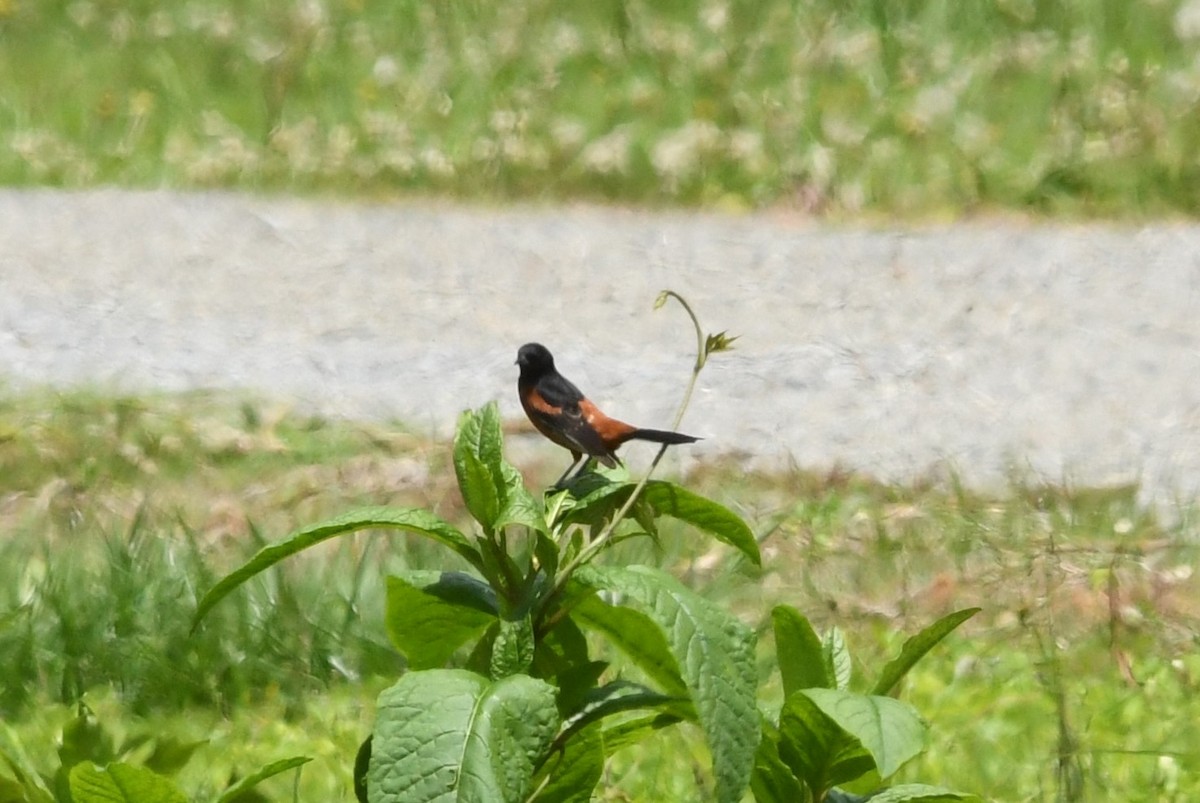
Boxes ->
[553,452,585,489]
[565,456,595,485]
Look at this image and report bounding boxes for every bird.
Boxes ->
[516,342,700,485]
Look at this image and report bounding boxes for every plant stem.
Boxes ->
[550,443,669,590]
[657,290,706,431]
[544,291,711,601]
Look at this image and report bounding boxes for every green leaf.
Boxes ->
[802,689,927,780]
[191,506,478,631]
[777,692,873,796]
[642,481,761,566]
[575,566,759,803]
[550,661,607,720]
[496,462,546,534]
[385,572,497,670]
[142,736,208,776]
[465,621,500,676]
[566,468,626,500]
[555,477,746,556]
[865,784,980,802]
[559,681,682,744]
[0,601,31,629]
[532,532,559,583]
[213,757,312,803]
[772,606,831,695]
[704,331,739,356]
[456,404,545,534]
[68,763,188,803]
[491,616,535,679]
[871,608,980,696]
[530,617,593,688]
[558,475,631,530]
[825,790,872,803]
[529,722,604,803]
[353,737,371,803]
[476,401,506,471]
[0,721,54,803]
[598,713,685,758]
[628,494,661,542]
[459,404,506,525]
[572,595,688,699]
[58,705,114,773]
[455,441,500,530]
[823,627,852,691]
[476,539,521,599]
[0,775,29,803]
[750,720,809,803]
[369,670,559,803]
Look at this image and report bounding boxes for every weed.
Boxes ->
[0,385,1196,798]
[3,1,1200,215]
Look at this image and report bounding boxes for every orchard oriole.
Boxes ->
[516,342,699,484]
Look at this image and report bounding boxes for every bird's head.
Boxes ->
[516,342,555,377]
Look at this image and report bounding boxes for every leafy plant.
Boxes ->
[193,294,761,802]
[0,701,308,803]
[753,607,982,803]
[0,388,1195,799]
[189,294,979,801]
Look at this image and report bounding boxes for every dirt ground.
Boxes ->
[3,188,1198,507]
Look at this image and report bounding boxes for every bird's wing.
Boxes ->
[527,398,613,459]
[536,371,586,408]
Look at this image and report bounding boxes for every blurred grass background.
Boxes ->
[1,391,1197,800]
[2,0,1200,215]
[3,1,1200,800]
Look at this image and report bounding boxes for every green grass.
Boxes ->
[2,0,1200,216]
[0,388,454,716]
[1,389,1198,801]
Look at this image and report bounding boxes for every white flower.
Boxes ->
[325,125,356,170]
[1011,31,1053,67]
[651,120,721,183]
[270,117,320,173]
[580,127,632,175]
[1176,0,1200,39]
[702,1,728,33]
[109,11,133,44]
[551,22,583,57]
[372,56,400,87]
[67,1,95,28]
[420,147,454,178]
[809,144,835,186]
[294,0,326,30]
[821,114,868,147]
[210,10,235,41]
[247,37,282,64]
[471,137,498,161]
[728,129,768,173]
[148,10,173,38]
[551,119,587,151]
[381,148,415,175]
[909,84,957,131]
[831,31,878,68]
[490,109,520,134]
[953,114,992,156]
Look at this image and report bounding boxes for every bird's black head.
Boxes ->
[516,342,555,378]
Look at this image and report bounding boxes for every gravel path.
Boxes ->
[3,188,1199,504]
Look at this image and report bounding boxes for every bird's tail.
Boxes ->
[627,428,700,446]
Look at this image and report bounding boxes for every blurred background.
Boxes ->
[3,0,1200,213]
[2,2,1200,801]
